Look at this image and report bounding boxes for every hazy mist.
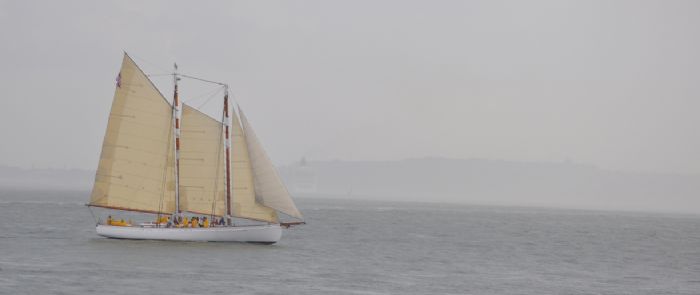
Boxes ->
[2,1,699,174]
[1,1,699,213]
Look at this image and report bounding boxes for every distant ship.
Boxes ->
[87,53,304,243]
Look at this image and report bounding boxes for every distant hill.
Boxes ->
[279,158,700,214]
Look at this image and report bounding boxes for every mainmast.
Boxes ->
[172,63,182,216]
[223,86,233,225]
[167,70,232,223]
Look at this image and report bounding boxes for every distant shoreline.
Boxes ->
[2,157,699,214]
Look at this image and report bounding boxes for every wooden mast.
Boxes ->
[223,86,233,225]
[173,63,182,216]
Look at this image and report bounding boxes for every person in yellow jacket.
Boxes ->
[156,216,169,224]
[181,216,189,228]
[202,217,210,228]
[110,219,129,226]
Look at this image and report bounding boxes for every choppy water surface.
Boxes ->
[1,189,699,294]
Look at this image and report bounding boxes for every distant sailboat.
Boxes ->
[87,53,303,243]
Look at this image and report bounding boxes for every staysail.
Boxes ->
[178,105,226,216]
[239,109,304,220]
[230,108,279,222]
[89,54,176,214]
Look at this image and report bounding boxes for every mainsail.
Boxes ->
[239,109,304,220]
[230,109,279,223]
[89,54,176,214]
[178,105,226,216]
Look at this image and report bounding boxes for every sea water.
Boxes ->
[0,189,698,294]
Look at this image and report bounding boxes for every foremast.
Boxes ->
[223,86,233,225]
[172,63,182,217]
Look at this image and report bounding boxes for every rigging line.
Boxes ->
[179,74,228,86]
[88,205,99,225]
[129,56,228,86]
[158,103,175,220]
[130,54,172,74]
[210,111,225,219]
[182,86,223,105]
[197,87,225,109]
[146,73,174,77]
[227,91,245,109]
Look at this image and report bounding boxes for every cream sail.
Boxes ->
[178,105,226,217]
[89,54,176,214]
[88,53,304,243]
[230,108,279,223]
[240,109,304,220]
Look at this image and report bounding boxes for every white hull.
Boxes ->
[96,224,282,243]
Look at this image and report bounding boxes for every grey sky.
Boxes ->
[1,0,699,174]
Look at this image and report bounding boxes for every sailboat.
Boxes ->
[87,53,304,243]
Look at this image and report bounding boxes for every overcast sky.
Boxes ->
[1,0,699,174]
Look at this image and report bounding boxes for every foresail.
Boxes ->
[178,105,226,216]
[89,54,176,214]
[239,109,304,220]
[230,108,278,223]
